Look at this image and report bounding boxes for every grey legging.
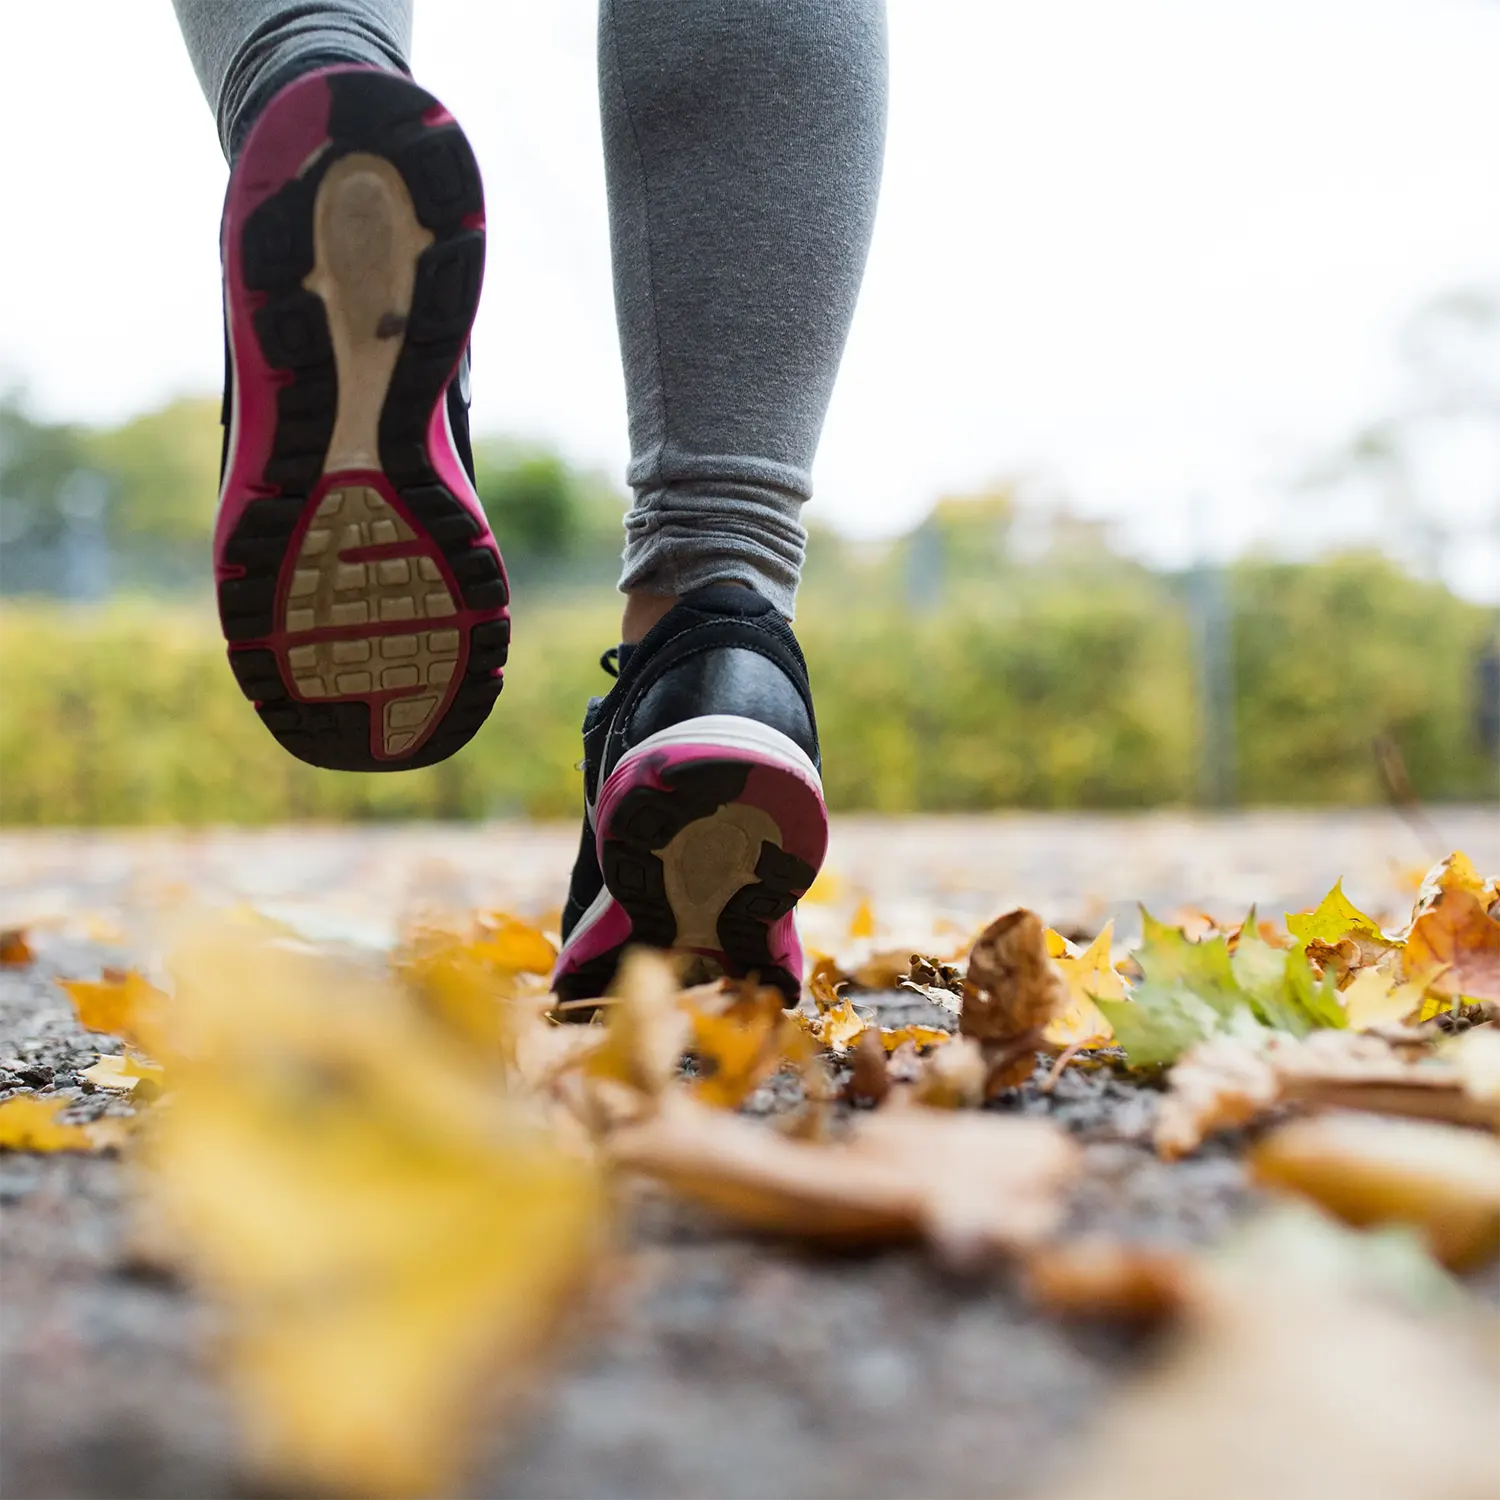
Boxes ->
[173,0,888,617]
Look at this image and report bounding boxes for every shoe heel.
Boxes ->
[594,716,827,999]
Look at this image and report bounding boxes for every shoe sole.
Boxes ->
[552,716,828,1005]
[216,66,509,771]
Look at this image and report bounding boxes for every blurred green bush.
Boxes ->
[1,554,1492,825]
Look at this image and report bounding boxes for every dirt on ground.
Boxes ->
[1,809,1495,1499]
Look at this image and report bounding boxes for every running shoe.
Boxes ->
[216,65,509,770]
[553,585,828,1006]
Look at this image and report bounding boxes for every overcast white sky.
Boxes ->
[4,1,1500,595]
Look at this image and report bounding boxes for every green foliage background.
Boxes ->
[2,554,1493,825]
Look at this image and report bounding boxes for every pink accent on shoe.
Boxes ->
[554,734,827,997]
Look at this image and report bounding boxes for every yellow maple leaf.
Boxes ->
[397,915,555,1057]
[847,898,876,941]
[689,985,799,1109]
[578,948,690,1100]
[1286,881,1384,947]
[800,957,868,1051]
[80,1052,167,1093]
[1044,923,1122,1048]
[0,1095,112,1152]
[474,913,558,974]
[146,916,605,1500]
[59,969,169,1052]
[880,1024,953,1051]
[1339,967,1439,1031]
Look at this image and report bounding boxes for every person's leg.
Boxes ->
[173,3,511,771]
[173,0,412,159]
[599,0,888,631]
[553,0,886,1004]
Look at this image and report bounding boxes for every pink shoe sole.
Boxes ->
[216,66,509,770]
[553,717,829,1004]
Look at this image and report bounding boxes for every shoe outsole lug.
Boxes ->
[554,758,817,1007]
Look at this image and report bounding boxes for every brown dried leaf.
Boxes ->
[850,948,914,991]
[962,908,1066,1042]
[961,908,1066,1092]
[1156,1025,1500,1158]
[0,928,34,967]
[1251,1112,1500,1269]
[1405,887,1500,1005]
[1024,1240,1197,1323]
[913,1035,986,1109]
[844,1027,891,1105]
[608,1094,1080,1263]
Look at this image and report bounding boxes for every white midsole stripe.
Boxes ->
[610,714,822,793]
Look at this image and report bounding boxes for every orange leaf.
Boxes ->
[1405,887,1500,1004]
[59,970,169,1052]
[0,929,34,967]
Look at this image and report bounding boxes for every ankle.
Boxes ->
[621,581,763,644]
[620,591,678,644]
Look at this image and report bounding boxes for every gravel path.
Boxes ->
[1,809,1495,1499]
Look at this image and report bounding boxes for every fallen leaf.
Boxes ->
[146,917,605,1500]
[1154,1033,1281,1162]
[1251,1111,1500,1269]
[689,983,802,1110]
[961,908,1065,1090]
[80,1052,166,1093]
[609,1094,1080,1264]
[1024,1240,1196,1323]
[1340,965,1437,1030]
[0,928,34,967]
[798,957,867,1052]
[59,969,169,1052]
[879,1024,953,1051]
[1156,1026,1500,1157]
[1405,887,1500,1005]
[897,980,962,1014]
[1286,879,1384,947]
[0,1094,116,1152]
[912,1035,986,1109]
[1097,909,1345,1069]
[474,913,558,974]
[850,948,915,991]
[398,916,555,1056]
[1044,923,1122,1048]
[906,953,964,993]
[847,898,875,940]
[570,949,691,1126]
[844,1027,891,1105]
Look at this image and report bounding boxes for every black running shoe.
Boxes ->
[552,586,828,1005]
[216,65,510,771]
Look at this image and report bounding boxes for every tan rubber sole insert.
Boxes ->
[281,150,458,758]
[282,484,460,756]
[303,152,435,473]
[658,803,782,952]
